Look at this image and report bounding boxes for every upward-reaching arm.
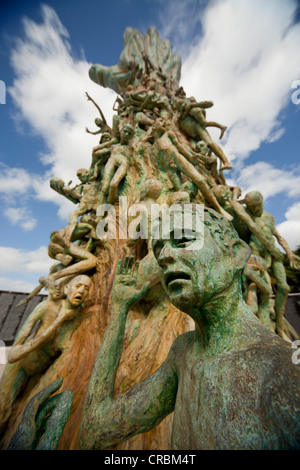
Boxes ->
[79,257,178,450]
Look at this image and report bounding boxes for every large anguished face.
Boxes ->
[66,275,92,308]
[152,207,248,317]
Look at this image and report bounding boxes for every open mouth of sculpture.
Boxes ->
[74,294,83,302]
[165,272,191,288]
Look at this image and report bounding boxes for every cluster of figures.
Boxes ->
[1,26,300,450]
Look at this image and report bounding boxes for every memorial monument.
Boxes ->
[0,27,299,450]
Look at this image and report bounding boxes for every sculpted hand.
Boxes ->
[112,256,150,310]
[8,379,73,450]
[289,254,300,270]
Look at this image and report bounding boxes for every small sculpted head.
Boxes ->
[243,191,264,217]
[140,179,162,201]
[152,206,250,317]
[77,169,90,184]
[95,117,103,127]
[100,132,112,144]
[48,283,63,301]
[120,124,134,144]
[195,140,209,156]
[65,275,92,308]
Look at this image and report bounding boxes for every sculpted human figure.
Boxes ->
[212,185,273,306]
[192,140,225,185]
[79,207,300,450]
[85,92,112,137]
[39,231,97,291]
[151,119,233,221]
[173,94,232,171]
[49,176,83,205]
[98,123,134,205]
[175,95,227,139]
[89,133,117,182]
[66,169,101,241]
[230,191,300,337]
[0,276,91,437]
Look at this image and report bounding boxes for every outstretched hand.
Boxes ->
[8,378,73,450]
[112,256,151,310]
[289,253,300,270]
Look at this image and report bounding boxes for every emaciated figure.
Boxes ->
[230,191,300,337]
[98,123,134,205]
[79,207,300,450]
[0,276,91,437]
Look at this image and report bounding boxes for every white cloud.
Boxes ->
[7,4,116,225]
[0,277,39,293]
[158,0,300,251]
[277,202,300,250]
[234,162,300,200]
[0,165,33,196]
[3,207,37,231]
[179,0,300,161]
[3,1,300,276]
[0,246,52,275]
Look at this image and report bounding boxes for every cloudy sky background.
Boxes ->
[0,0,300,291]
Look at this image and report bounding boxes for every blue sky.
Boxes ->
[0,0,300,292]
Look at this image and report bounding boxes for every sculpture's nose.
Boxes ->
[157,244,175,268]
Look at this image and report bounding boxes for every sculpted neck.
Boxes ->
[193,275,252,356]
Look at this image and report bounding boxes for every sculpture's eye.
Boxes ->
[173,237,196,247]
[152,240,164,259]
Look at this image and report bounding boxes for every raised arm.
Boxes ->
[79,257,178,450]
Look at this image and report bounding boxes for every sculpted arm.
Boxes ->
[8,305,70,364]
[79,257,178,450]
[273,226,300,269]
[39,233,97,287]
[11,303,45,349]
[231,202,284,261]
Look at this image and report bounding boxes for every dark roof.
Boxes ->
[0,290,299,346]
[0,290,47,346]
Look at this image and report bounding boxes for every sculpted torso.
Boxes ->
[171,322,300,450]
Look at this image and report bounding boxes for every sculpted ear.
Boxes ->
[230,238,251,271]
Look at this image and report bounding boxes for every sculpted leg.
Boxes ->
[271,260,290,338]
[108,161,129,204]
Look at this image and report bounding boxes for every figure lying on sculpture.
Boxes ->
[150,118,232,221]
[79,206,300,450]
